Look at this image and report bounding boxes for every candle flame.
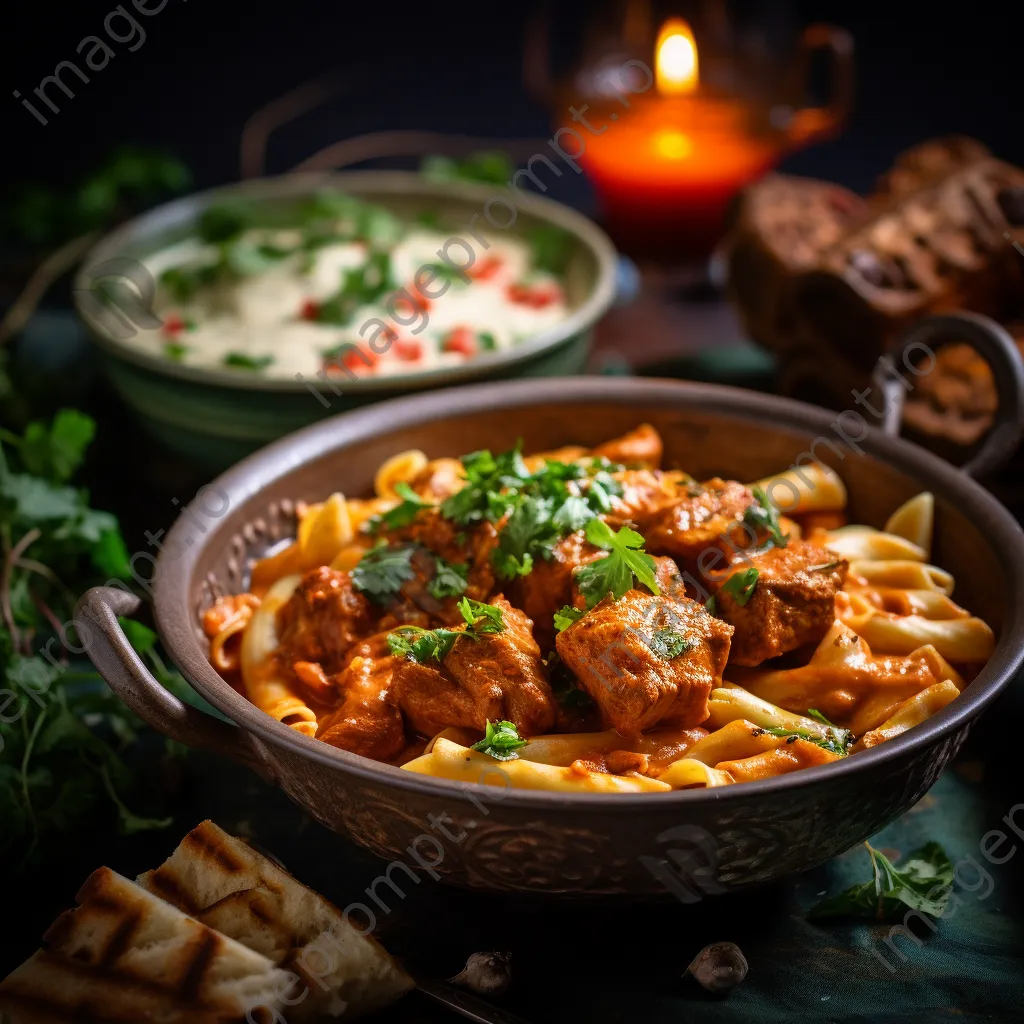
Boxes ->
[655,18,699,95]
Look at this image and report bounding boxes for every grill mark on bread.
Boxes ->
[145,867,202,914]
[184,823,248,874]
[180,930,219,999]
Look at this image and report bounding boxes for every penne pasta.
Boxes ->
[714,739,841,782]
[822,525,927,562]
[884,492,934,557]
[657,758,734,788]
[851,681,961,751]
[374,449,429,499]
[239,574,318,737]
[402,739,672,793]
[750,464,847,514]
[848,559,954,596]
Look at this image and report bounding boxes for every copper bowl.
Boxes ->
[78,314,1024,899]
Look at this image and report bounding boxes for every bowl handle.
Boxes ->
[75,586,277,784]
[872,312,1024,478]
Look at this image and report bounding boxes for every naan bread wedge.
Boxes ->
[137,820,414,1019]
[0,867,290,1024]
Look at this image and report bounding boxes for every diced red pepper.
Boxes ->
[394,338,423,362]
[324,345,379,375]
[507,282,561,309]
[441,327,477,357]
[300,299,320,321]
[467,255,503,281]
[162,314,186,335]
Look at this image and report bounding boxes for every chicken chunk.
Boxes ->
[711,540,847,666]
[641,477,758,567]
[380,508,498,604]
[510,531,603,651]
[391,598,556,737]
[591,423,663,468]
[276,566,375,671]
[315,651,406,761]
[556,591,733,734]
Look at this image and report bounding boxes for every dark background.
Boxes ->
[2,0,1022,202]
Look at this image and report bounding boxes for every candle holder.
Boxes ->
[525,0,854,264]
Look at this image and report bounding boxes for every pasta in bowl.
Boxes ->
[202,424,995,795]
[77,367,1024,897]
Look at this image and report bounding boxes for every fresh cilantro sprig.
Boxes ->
[387,598,505,662]
[365,482,432,534]
[706,567,759,615]
[0,411,185,869]
[759,721,853,756]
[574,518,660,608]
[470,719,528,761]
[743,486,788,548]
[351,543,416,602]
[427,557,469,599]
[809,841,954,921]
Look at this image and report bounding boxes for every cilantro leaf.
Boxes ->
[19,410,96,484]
[470,719,528,761]
[351,543,416,601]
[427,557,468,599]
[223,353,275,371]
[574,518,661,608]
[759,722,853,756]
[553,605,584,632]
[744,485,788,548]
[314,251,394,325]
[552,494,595,533]
[387,598,505,663]
[492,496,557,581]
[809,841,954,921]
[707,567,760,615]
[366,482,432,534]
[646,628,692,659]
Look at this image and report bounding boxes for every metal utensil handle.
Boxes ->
[415,979,534,1024]
[872,311,1024,478]
[75,586,276,783]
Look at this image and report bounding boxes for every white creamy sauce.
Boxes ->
[132,225,570,380]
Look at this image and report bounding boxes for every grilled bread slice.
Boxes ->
[137,820,414,1019]
[0,867,291,1024]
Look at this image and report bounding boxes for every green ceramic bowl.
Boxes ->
[74,171,618,471]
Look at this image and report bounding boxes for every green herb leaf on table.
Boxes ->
[351,543,416,601]
[470,719,528,761]
[574,518,660,608]
[744,485,788,548]
[809,841,954,921]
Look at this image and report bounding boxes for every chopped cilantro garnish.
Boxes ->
[646,628,692,659]
[314,251,394,325]
[365,481,431,534]
[553,605,585,632]
[427,556,469,599]
[760,721,853,756]
[492,496,557,580]
[470,720,528,761]
[163,342,188,361]
[351,542,416,601]
[707,566,759,615]
[574,518,660,608]
[743,485,788,548]
[223,353,275,371]
[477,331,497,351]
[386,597,505,662]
